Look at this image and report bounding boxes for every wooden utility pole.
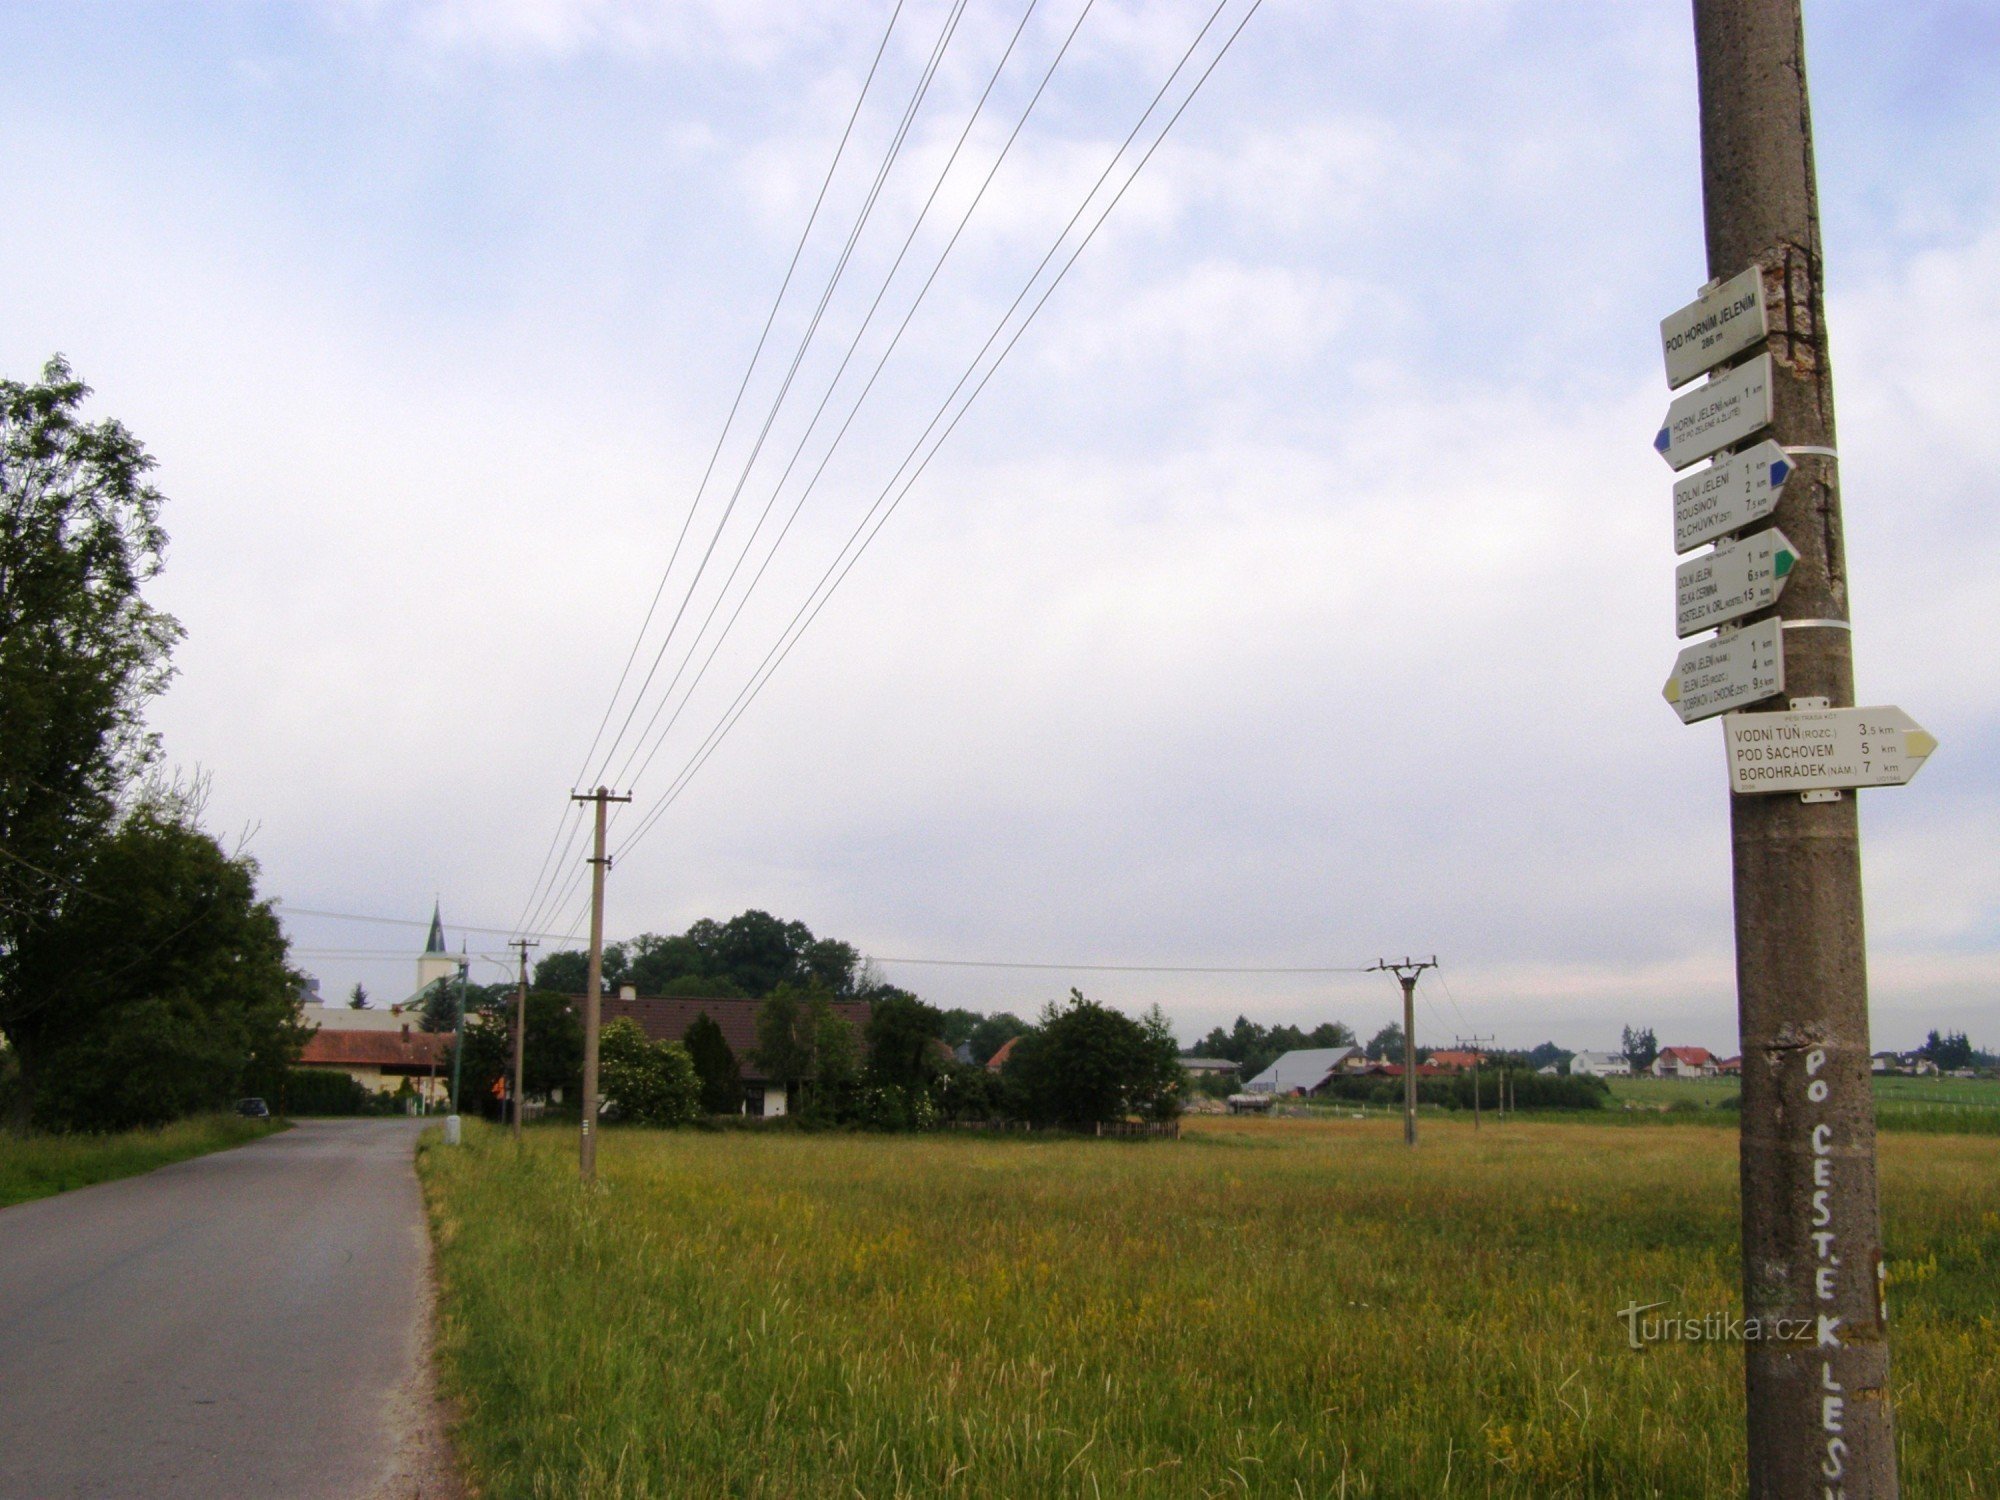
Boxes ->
[1689,3,1897,1491]
[509,936,538,1144]
[572,786,630,1184]
[1458,1034,1494,1130]
[1371,958,1436,1147]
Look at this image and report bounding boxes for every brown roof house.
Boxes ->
[297,1024,451,1107]
[599,991,873,1117]
[1650,1046,1719,1078]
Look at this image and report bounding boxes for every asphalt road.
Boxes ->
[0,1118,437,1500]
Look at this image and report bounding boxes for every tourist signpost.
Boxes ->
[1663,620,1783,725]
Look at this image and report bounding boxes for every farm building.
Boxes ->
[296,1024,450,1106]
[1425,1049,1485,1074]
[1179,1056,1240,1078]
[1244,1046,1365,1095]
[1651,1046,1718,1078]
[1571,1051,1632,1078]
[597,991,873,1117]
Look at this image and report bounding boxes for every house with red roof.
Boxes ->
[1650,1046,1719,1079]
[599,990,873,1117]
[297,1023,451,1106]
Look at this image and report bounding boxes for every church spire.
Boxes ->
[425,901,446,955]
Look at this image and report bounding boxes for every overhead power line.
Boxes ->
[601,0,1070,799]
[614,0,1266,864]
[514,0,912,940]
[868,955,1371,974]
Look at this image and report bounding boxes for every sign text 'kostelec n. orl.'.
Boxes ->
[1673,439,1791,553]
[1655,353,1774,470]
[1723,707,1938,794]
[1660,264,1768,389]
[1675,528,1796,637]
[1663,619,1783,724]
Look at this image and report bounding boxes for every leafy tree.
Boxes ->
[801,938,861,996]
[655,971,745,999]
[520,991,583,1101]
[938,1007,983,1048]
[1188,1014,1356,1081]
[1921,1029,1974,1071]
[531,944,630,995]
[348,982,370,1010]
[1003,990,1183,1129]
[1365,1022,1405,1062]
[800,996,861,1122]
[599,1019,699,1126]
[1622,1025,1659,1072]
[866,991,945,1094]
[681,1011,742,1114]
[1526,1041,1572,1072]
[968,1011,1029,1065]
[0,358,183,1123]
[5,793,304,1130]
[752,989,812,1097]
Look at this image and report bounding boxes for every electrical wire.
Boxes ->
[615,0,1265,862]
[513,0,909,940]
[587,0,970,794]
[603,0,1096,799]
[521,0,968,939]
[869,955,1372,974]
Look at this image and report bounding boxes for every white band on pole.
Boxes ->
[1783,445,1838,460]
[1781,618,1852,631]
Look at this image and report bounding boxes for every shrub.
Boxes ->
[600,1019,700,1127]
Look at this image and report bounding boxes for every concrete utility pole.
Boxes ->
[1691,3,1897,1491]
[1370,958,1437,1147]
[572,786,630,1184]
[450,952,469,1118]
[509,937,538,1144]
[1458,1034,1494,1130]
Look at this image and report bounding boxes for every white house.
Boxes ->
[1244,1047,1364,1095]
[1651,1046,1719,1078]
[1571,1050,1631,1078]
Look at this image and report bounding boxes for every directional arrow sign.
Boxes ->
[1675,528,1796,637]
[1672,439,1792,553]
[1661,264,1767,389]
[1664,619,1783,724]
[1655,353,1773,470]
[1723,706,1938,794]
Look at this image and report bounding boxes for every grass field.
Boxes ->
[420,1117,2000,1498]
[0,1113,286,1210]
[1604,1073,2000,1132]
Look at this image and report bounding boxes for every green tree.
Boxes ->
[865,991,945,1094]
[348,982,370,1010]
[599,1018,699,1126]
[802,996,860,1121]
[1365,1022,1404,1062]
[1003,990,1183,1130]
[1921,1029,1974,1071]
[681,1011,742,1114]
[0,358,183,1124]
[6,793,304,1131]
[968,1011,1028,1065]
[1622,1025,1659,1072]
[520,991,583,1102]
[752,990,812,1100]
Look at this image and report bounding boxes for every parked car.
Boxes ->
[236,1097,271,1119]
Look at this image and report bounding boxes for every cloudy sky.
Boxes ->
[3,0,1994,1052]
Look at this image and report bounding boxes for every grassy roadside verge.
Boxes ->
[0,1113,289,1210]
[420,1117,1999,1498]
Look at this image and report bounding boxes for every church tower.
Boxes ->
[415,901,457,994]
